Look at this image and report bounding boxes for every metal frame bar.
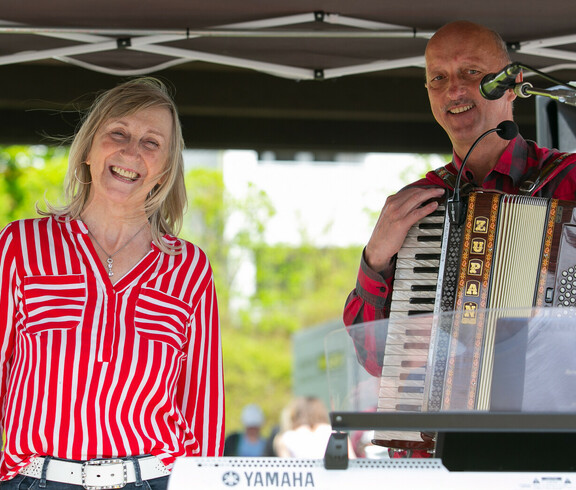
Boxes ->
[0,13,431,80]
[330,411,576,432]
[0,13,574,80]
[515,33,576,65]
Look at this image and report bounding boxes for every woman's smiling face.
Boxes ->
[86,105,173,209]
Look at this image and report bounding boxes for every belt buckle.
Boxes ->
[81,458,127,490]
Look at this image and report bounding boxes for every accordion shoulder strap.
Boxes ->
[518,152,572,196]
[434,152,574,197]
[432,166,477,195]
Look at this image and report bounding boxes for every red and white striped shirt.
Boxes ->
[0,215,225,480]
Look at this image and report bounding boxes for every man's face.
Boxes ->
[425,27,516,153]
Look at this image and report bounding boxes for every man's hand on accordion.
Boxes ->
[365,186,445,276]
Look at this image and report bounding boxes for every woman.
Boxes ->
[274,397,336,459]
[0,78,224,488]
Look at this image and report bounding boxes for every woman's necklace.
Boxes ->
[87,223,148,277]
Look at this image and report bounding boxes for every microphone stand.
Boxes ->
[514,82,576,107]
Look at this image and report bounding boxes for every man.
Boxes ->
[344,20,576,376]
[223,404,267,457]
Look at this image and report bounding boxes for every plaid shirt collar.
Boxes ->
[452,135,528,189]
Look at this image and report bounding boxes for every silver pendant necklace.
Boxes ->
[88,223,148,277]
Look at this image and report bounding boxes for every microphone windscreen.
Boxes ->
[497,120,519,140]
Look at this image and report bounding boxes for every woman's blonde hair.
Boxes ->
[45,77,187,254]
[288,397,329,430]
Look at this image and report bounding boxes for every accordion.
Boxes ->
[375,191,576,447]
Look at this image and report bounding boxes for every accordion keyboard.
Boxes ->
[390,206,445,318]
[378,207,445,419]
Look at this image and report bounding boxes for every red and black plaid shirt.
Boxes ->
[344,135,576,376]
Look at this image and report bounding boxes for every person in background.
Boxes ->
[0,77,224,489]
[224,404,267,457]
[274,397,355,459]
[263,424,281,457]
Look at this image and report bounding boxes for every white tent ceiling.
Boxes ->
[1,1,576,152]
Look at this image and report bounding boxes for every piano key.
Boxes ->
[410,284,437,292]
[381,366,427,378]
[389,314,434,321]
[417,214,445,224]
[384,338,431,348]
[377,399,424,414]
[386,323,432,337]
[395,258,440,269]
[418,235,443,243]
[388,315,434,325]
[379,391,424,403]
[391,289,436,300]
[398,247,441,259]
[392,279,437,290]
[380,354,428,367]
[382,331,431,343]
[379,383,426,396]
[418,222,444,230]
[388,314,434,325]
[409,297,436,305]
[378,400,424,413]
[394,269,438,284]
[390,300,437,311]
[406,226,443,238]
[377,378,427,390]
[379,345,429,356]
[401,236,443,248]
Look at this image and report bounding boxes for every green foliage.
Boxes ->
[0,146,68,226]
[182,168,230,319]
[182,168,293,433]
[181,166,362,434]
[246,243,362,335]
[222,328,292,436]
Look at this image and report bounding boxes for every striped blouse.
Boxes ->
[0,216,225,480]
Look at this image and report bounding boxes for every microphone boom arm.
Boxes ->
[448,121,518,226]
[514,82,576,107]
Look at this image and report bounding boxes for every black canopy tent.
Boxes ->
[2,0,576,153]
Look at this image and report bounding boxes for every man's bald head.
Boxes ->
[425,20,511,74]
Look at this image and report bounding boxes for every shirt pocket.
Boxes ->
[134,287,190,351]
[23,274,87,334]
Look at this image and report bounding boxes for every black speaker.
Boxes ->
[536,91,576,152]
[436,431,576,471]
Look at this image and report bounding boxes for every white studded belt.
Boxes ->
[19,455,170,489]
